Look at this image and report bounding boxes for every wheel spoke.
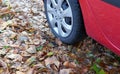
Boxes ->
[47,0,73,37]
[47,5,54,14]
[61,20,72,33]
[50,18,57,28]
[51,0,57,8]
[58,0,64,7]
[58,22,65,36]
[62,7,72,17]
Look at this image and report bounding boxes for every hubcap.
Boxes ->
[47,0,73,37]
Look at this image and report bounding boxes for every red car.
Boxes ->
[43,0,120,55]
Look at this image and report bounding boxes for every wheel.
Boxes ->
[44,0,86,44]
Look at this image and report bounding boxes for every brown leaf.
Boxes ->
[63,61,69,68]
[0,7,12,16]
[55,38,62,46]
[45,56,60,68]
[0,0,2,3]
[81,66,89,74]
[37,51,47,61]
[0,7,10,13]
[63,61,77,68]
[26,68,34,74]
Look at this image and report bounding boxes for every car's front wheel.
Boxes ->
[44,0,86,44]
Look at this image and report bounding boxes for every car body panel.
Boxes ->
[79,0,120,55]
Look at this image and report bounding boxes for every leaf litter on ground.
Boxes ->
[0,0,120,74]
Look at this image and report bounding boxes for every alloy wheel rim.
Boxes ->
[46,0,73,37]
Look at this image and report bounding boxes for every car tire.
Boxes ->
[44,0,86,44]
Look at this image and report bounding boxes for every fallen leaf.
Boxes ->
[33,38,40,45]
[18,35,28,42]
[0,59,7,69]
[63,61,77,68]
[6,54,22,61]
[59,69,72,74]
[25,56,36,65]
[0,19,4,24]
[0,7,10,13]
[0,68,4,73]
[47,52,54,57]
[0,0,2,3]
[0,49,7,55]
[9,32,17,39]
[63,61,69,68]
[26,45,36,54]
[81,66,89,74]
[10,62,21,69]
[45,56,60,68]
[55,38,62,46]
[99,69,106,74]
[33,63,45,69]
[36,46,43,51]
[37,51,47,61]
[16,71,25,74]
[26,68,34,74]
[20,51,31,57]
[91,63,101,74]
[0,20,13,30]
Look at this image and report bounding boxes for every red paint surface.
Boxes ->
[79,0,120,55]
